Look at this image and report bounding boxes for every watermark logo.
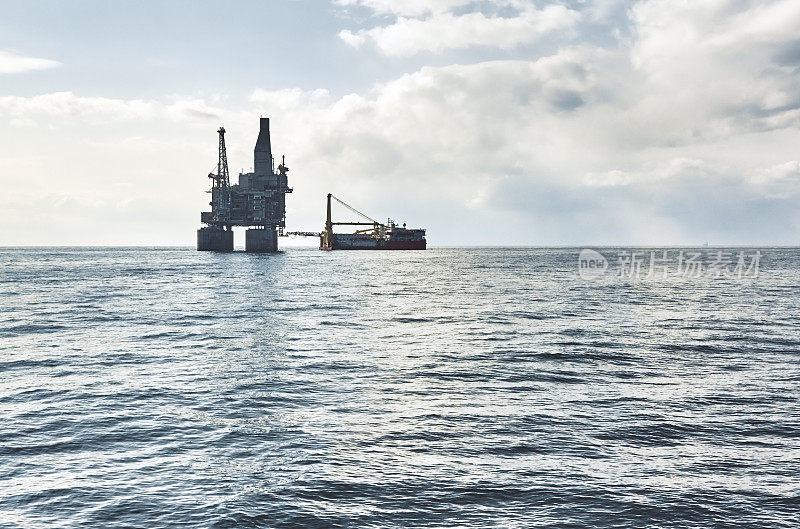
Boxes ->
[578,249,761,281]
[578,248,609,279]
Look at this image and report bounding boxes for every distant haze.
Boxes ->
[1,0,799,246]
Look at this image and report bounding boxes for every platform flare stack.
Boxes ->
[197,118,292,252]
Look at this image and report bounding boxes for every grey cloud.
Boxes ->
[544,88,584,111]
[773,38,800,66]
[485,167,800,244]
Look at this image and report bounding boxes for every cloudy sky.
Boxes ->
[1,0,799,246]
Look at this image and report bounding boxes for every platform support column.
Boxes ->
[197,226,233,252]
[245,228,278,252]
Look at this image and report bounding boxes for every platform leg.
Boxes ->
[245,228,278,252]
[197,227,233,252]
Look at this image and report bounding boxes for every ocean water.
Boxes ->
[1,247,798,528]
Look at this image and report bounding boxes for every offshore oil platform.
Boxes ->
[197,117,290,252]
[197,118,426,251]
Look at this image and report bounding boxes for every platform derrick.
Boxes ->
[197,118,293,252]
[197,127,234,251]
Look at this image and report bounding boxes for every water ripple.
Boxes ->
[0,247,798,528]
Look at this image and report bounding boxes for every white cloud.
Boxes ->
[339,4,579,56]
[338,29,366,48]
[0,92,156,121]
[249,88,331,108]
[582,159,712,187]
[0,50,60,74]
[333,0,472,17]
[751,160,800,184]
[582,169,633,187]
[748,160,800,198]
[0,92,227,124]
[629,0,800,138]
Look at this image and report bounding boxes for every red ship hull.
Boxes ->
[384,240,426,250]
[320,240,427,250]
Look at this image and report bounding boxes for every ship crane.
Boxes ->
[321,193,381,248]
[329,194,382,226]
